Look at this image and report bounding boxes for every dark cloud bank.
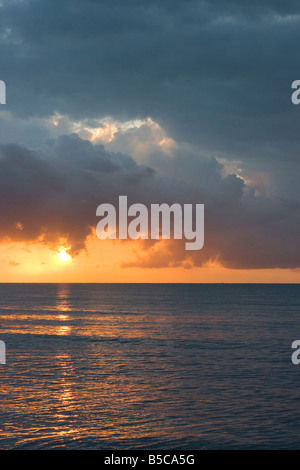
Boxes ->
[1,0,300,269]
[1,134,300,269]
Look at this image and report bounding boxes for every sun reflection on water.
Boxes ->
[51,353,80,439]
[55,286,72,336]
[56,285,71,313]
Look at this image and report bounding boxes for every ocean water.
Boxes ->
[0,283,299,450]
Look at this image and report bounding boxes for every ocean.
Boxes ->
[0,283,299,449]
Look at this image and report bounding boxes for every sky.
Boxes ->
[1,0,300,282]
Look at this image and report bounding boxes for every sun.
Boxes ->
[58,250,71,262]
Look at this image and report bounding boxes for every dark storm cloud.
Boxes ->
[1,134,300,269]
[0,135,158,254]
[2,0,300,157]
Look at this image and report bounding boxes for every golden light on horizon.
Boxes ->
[58,250,71,262]
[0,237,300,283]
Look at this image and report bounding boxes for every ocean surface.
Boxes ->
[0,283,299,450]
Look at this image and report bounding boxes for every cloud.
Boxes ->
[0,134,156,254]
[0,133,300,269]
[2,0,300,157]
[1,1,300,270]
[1,1,300,194]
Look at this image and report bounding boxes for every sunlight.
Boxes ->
[58,250,71,262]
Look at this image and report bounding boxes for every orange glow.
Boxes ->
[0,234,299,283]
